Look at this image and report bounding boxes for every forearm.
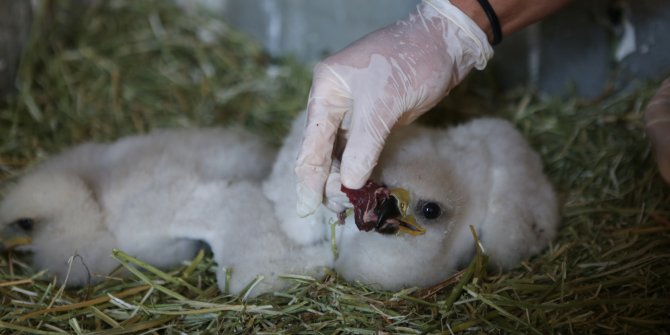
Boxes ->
[450,0,574,44]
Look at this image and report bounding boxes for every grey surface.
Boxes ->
[1,0,668,99]
[492,1,613,98]
[0,0,31,97]
[619,0,670,89]
[492,0,670,98]
[221,0,670,98]
[221,0,420,62]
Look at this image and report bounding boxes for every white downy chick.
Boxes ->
[0,111,558,297]
[269,112,559,291]
[0,128,279,288]
[333,120,558,289]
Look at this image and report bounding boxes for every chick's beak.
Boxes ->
[375,188,426,236]
[0,222,33,250]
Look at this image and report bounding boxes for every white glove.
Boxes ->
[645,78,670,184]
[295,0,494,216]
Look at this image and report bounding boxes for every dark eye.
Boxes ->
[14,218,34,231]
[421,202,442,220]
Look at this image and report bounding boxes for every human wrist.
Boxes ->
[450,0,495,43]
[420,0,494,70]
[449,0,575,44]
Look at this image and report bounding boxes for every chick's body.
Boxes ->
[0,112,559,296]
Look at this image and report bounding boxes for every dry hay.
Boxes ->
[1,0,669,334]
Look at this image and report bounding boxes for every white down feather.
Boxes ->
[0,112,559,296]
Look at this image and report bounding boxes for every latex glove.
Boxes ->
[295,0,494,216]
[645,78,670,184]
[323,160,350,213]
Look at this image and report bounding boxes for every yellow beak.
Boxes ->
[0,224,33,249]
[389,188,426,236]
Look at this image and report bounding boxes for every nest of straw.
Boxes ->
[1,0,669,333]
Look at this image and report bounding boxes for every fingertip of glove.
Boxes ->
[341,173,367,190]
[296,184,321,217]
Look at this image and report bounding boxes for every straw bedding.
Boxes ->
[1,1,668,333]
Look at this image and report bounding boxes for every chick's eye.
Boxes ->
[421,202,441,220]
[14,218,34,231]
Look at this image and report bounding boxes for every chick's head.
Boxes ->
[0,172,104,252]
[334,121,559,291]
[335,126,473,290]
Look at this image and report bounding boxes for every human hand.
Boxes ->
[295,0,494,216]
[645,78,670,184]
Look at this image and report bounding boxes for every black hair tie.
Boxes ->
[475,0,502,46]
